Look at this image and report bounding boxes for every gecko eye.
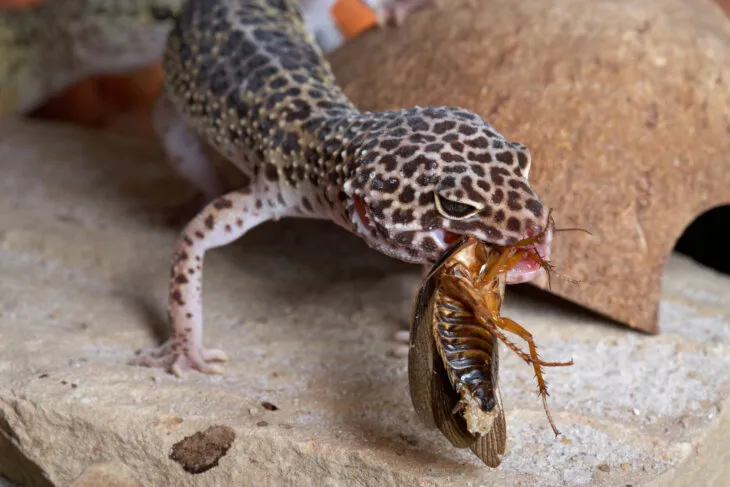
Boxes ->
[434,193,480,220]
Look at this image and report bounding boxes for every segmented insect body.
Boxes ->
[408,235,573,467]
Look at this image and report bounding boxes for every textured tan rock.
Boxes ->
[69,462,143,487]
[327,0,730,333]
[0,120,730,486]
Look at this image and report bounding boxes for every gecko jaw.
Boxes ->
[505,241,551,284]
[432,228,552,285]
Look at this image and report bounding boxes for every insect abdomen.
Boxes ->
[433,291,500,413]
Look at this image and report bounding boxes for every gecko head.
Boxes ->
[343,106,552,285]
[63,0,184,73]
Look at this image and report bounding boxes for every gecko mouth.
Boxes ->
[433,229,551,285]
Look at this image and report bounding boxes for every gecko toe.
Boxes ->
[393,329,410,343]
[132,342,228,376]
[200,348,229,362]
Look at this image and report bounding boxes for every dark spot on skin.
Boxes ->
[441,152,465,163]
[204,215,215,230]
[175,274,189,284]
[496,152,515,165]
[380,139,400,151]
[450,141,464,152]
[468,151,492,163]
[442,133,458,143]
[421,236,439,253]
[400,186,415,203]
[401,154,433,178]
[213,198,233,210]
[407,117,429,132]
[183,235,194,246]
[395,231,415,246]
[419,192,435,206]
[464,136,489,149]
[370,199,392,219]
[517,151,530,169]
[409,133,436,143]
[443,164,467,174]
[185,313,193,319]
[462,177,481,202]
[420,210,441,230]
[492,189,504,204]
[171,290,185,306]
[371,175,400,193]
[508,179,532,193]
[490,166,510,185]
[395,145,418,159]
[507,217,522,233]
[458,124,478,136]
[439,176,457,190]
[416,174,438,186]
[392,208,415,224]
[225,224,232,232]
[507,191,522,210]
[195,231,204,239]
[255,200,263,209]
[470,164,485,177]
[477,180,491,193]
[433,121,456,134]
[494,209,506,223]
[379,154,398,171]
[424,142,444,153]
[525,199,544,218]
[485,226,504,242]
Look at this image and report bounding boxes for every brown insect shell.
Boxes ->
[408,237,507,467]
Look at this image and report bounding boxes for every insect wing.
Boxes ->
[469,384,507,467]
[409,267,474,448]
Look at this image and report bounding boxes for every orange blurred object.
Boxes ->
[330,0,378,39]
[2,0,164,138]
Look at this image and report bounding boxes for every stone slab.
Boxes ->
[0,121,729,486]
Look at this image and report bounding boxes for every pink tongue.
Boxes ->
[511,256,540,275]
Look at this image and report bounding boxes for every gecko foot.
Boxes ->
[388,329,411,358]
[131,341,229,377]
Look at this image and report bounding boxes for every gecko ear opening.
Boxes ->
[434,192,480,220]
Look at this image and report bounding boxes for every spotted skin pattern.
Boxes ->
[132,0,553,376]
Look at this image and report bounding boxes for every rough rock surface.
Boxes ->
[0,121,729,486]
[327,0,730,334]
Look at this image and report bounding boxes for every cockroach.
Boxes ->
[408,232,573,467]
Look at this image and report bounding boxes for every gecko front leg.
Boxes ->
[132,187,273,376]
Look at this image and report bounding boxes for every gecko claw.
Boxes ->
[131,341,229,376]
